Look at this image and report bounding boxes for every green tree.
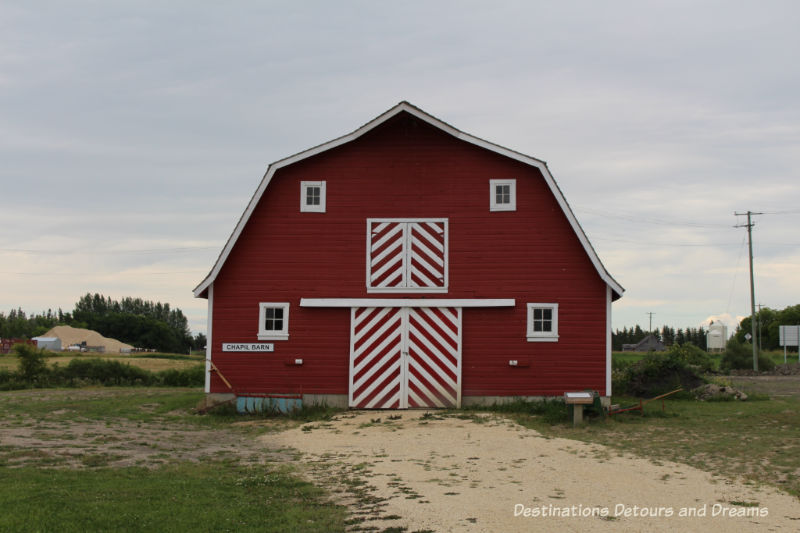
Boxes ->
[15,344,49,382]
[72,293,193,353]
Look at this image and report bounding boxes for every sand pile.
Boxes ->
[44,325,134,353]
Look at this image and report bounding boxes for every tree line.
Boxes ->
[612,325,708,351]
[0,308,70,340]
[0,294,206,353]
[735,304,800,351]
[614,303,800,352]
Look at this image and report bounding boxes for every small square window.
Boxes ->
[490,179,516,211]
[527,303,558,342]
[496,184,510,205]
[300,181,326,212]
[306,187,320,206]
[258,302,289,340]
[263,307,284,331]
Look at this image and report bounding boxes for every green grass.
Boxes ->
[612,351,647,366]
[0,351,203,373]
[0,388,203,424]
[0,387,348,531]
[0,463,345,532]
[763,349,800,365]
[614,349,798,371]
[505,394,800,498]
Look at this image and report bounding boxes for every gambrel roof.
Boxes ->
[193,101,624,300]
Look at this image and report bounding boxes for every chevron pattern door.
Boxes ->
[408,222,446,288]
[367,219,447,291]
[349,306,462,409]
[405,307,461,407]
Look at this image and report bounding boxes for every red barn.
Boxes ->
[194,102,623,411]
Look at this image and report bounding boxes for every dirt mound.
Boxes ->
[693,383,748,401]
[44,325,133,353]
[729,362,800,376]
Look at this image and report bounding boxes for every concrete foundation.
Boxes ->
[302,394,349,408]
[462,395,610,408]
[203,393,609,412]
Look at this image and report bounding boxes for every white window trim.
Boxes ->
[258,302,290,340]
[490,179,516,211]
[300,181,326,213]
[527,303,559,342]
[365,218,448,293]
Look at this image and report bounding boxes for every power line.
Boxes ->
[0,270,206,276]
[574,206,731,228]
[0,246,217,256]
[759,209,800,215]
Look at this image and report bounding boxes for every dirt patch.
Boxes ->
[729,375,800,399]
[0,388,288,469]
[0,420,279,469]
[265,411,800,532]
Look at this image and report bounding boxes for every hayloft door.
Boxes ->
[349,306,462,409]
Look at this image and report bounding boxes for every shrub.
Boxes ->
[0,369,26,390]
[667,342,714,373]
[157,366,205,387]
[720,338,775,372]
[0,353,205,390]
[58,359,156,386]
[14,344,49,383]
[619,352,705,397]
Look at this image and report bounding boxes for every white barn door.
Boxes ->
[349,307,462,409]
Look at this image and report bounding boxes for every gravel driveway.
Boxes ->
[266,410,800,532]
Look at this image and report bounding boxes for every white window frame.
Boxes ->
[490,179,516,211]
[258,302,290,340]
[366,218,448,294]
[527,303,558,342]
[300,181,326,213]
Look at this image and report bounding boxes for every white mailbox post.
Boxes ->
[564,391,595,426]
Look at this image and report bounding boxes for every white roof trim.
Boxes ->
[194,101,623,299]
[301,298,515,308]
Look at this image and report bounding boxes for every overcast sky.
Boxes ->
[2,1,799,336]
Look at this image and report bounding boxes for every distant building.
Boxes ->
[622,334,666,352]
[706,322,728,352]
[32,337,62,351]
[0,338,36,354]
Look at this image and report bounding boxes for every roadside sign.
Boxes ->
[778,325,800,363]
[779,325,800,347]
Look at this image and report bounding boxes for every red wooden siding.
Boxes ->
[209,112,608,397]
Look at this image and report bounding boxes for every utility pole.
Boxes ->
[757,303,764,354]
[646,312,655,334]
[735,211,762,371]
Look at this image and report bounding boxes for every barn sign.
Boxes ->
[194,102,624,411]
[222,343,274,352]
